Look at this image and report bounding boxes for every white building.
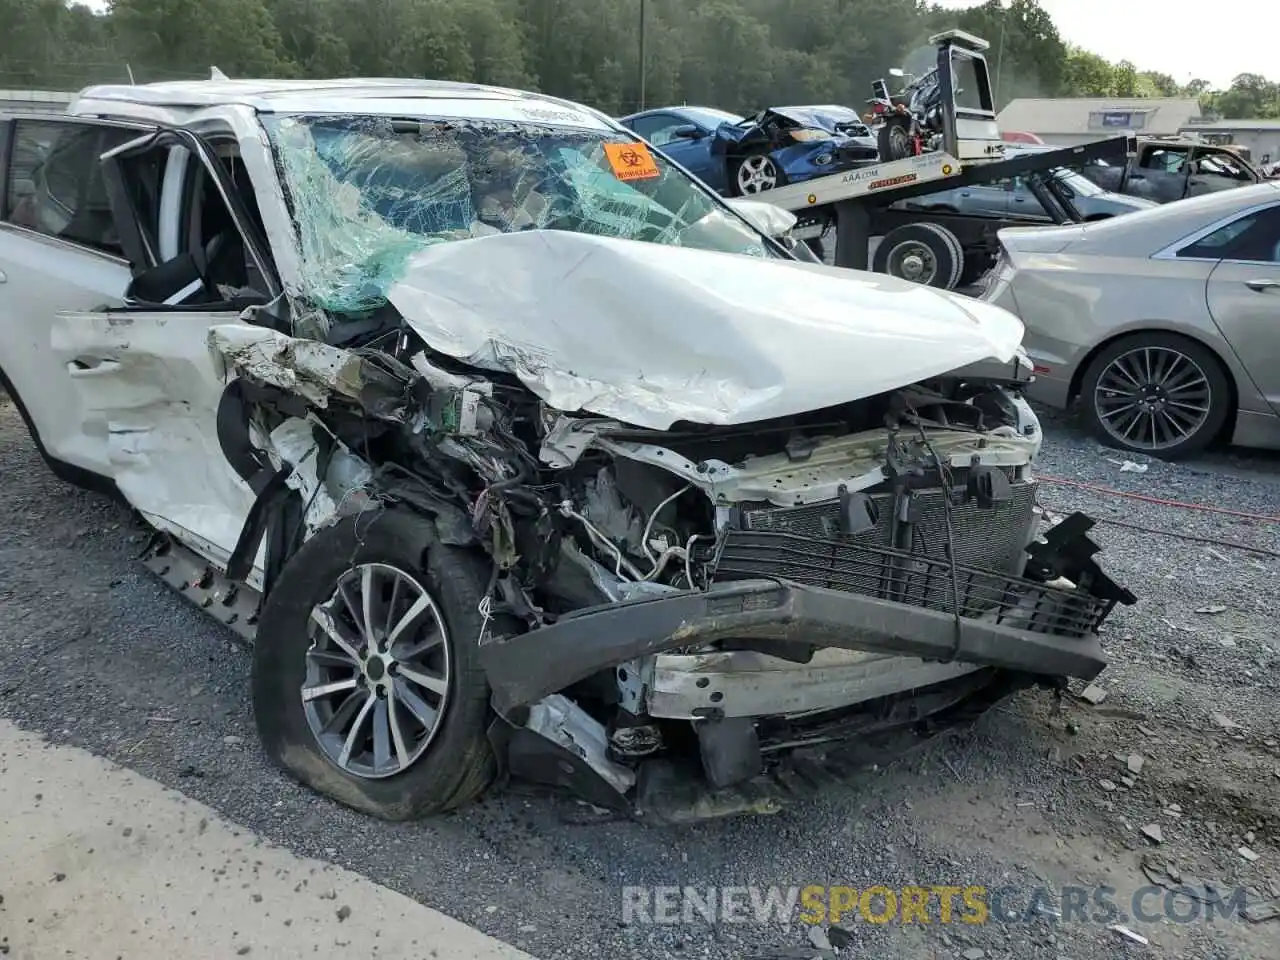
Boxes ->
[996,97,1204,146]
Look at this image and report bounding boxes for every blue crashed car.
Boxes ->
[618,104,879,197]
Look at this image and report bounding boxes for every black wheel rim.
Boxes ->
[885,239,937,284]
[1093,346,1212,451]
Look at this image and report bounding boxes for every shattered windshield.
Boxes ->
[262,114,772,314]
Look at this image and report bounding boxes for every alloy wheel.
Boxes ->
[738,155,779,193]
[302,562,451,779]
[1093,346,1212,451]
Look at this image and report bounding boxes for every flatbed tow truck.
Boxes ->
[763,30,1137,288]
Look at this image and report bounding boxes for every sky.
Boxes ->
[936,0,1271,90]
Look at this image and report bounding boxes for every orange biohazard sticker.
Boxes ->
[604,142,661,181]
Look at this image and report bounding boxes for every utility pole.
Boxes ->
[638,0,648,111]
[994,15,1007,108]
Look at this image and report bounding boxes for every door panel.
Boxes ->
[0,116,152,474]
[961,183,1010,218]
[1007,178,1049,222]
[1206,261,1280,415]
[661,136,717,187]
[51,308,256,559]
[0,231,131,469]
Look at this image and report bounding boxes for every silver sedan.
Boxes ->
[984,181,1280,458]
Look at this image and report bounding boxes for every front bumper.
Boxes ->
[479,577,1107,715]
[836,142,880,165]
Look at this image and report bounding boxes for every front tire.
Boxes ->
[252,509,498,820]
[732,152,782,195]
[878,116,915,160]
[1078,332,1230,459]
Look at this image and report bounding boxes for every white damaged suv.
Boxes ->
[0,79,1132,823]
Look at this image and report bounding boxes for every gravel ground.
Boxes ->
[2,391,1278,960]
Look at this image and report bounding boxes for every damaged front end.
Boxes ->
[208,270,1134,822]
[711,106,880,172]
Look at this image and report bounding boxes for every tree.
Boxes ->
[1062,47,1115,96]
[931,0,1068,106]
[266,0,352,77]
[1,0,1275,128]
[1215,72,1280,119]
[1140,71,1179,98]
[1112,60,1138,97]
[110,0,295,78]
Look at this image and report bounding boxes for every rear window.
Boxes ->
[3,119,135,255]
[1177,205,1280,261]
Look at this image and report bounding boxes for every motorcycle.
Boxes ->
[865,66,947,161]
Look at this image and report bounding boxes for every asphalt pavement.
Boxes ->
[2,393,1278,960]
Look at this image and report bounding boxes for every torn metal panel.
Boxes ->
[388,230,1026,430]
[211,324,361,407]
[538,416,623,468]
[647,648,983,719]
[688,427,1037,507]
[209,324,415,421]
[523,695,636,795]
[550,427,1036,510]
[268,416,375,536]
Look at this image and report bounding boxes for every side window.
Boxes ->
[1194,151,1253,182]
[3,120,136,255]
[628,114,685,146]
[1177,206,1280,262]
[1142,148,1188,174]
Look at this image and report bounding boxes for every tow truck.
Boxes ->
[762,29,1137,289]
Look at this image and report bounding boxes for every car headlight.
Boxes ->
[789,129,828,143]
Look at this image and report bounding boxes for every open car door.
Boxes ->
[49,126,284,573]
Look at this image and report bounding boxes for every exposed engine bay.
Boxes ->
[207,306,1134,822]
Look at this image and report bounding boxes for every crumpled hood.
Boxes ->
[386,231,1025,430]
[768,105,870,136]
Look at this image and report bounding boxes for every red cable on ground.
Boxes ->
[1036,475,1280,524]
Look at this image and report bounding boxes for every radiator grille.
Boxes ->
[712,529,1109,638]
[741,479,1037,576]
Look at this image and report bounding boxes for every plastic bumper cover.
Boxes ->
[479,578,1106,715]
